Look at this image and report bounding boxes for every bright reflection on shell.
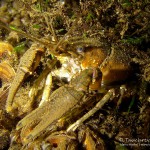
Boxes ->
[52,56,81,82]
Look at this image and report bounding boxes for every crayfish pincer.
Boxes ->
[16,69,93,144]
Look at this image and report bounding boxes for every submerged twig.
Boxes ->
[0,19,57,55]
[67,89,115,132]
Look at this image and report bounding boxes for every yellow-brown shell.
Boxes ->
[0,41,13,59]
[81,47,107,90]
[81,47,108,69]
[81,46,132,89]
[100,47,132,86]
[0,61,16,82]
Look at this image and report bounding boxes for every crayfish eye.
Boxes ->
[76,46,85,53]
